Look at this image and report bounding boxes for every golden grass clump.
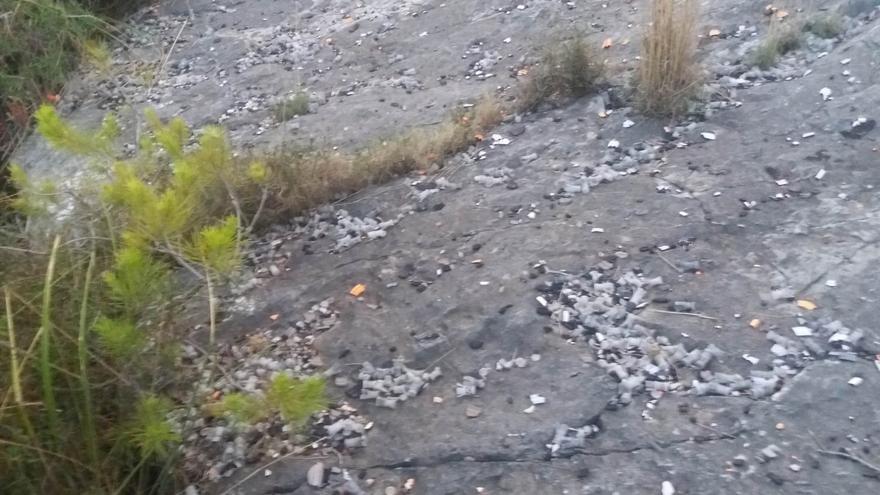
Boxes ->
[261,96,504,215]
[636,0,702,117]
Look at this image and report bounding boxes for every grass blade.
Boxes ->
[78,249,99,469]
[40,235,62,442]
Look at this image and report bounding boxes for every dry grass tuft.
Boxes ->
[519,36,605,110]
[259,97,504,216]
[751,18,802,69]
[635,0,702,117]
[804,14,843,39]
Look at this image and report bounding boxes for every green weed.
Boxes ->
[272,93,311,121]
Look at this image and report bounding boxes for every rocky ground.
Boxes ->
[12,0,880,494]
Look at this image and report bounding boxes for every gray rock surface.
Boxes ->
[11,0,880,494]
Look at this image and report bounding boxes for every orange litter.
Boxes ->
[350,284,366,297]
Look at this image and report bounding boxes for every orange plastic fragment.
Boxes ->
[350,284,366,297]
[796,299,817,310]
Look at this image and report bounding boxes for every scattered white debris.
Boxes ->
[848,377,863,387]
[307,462,325,488]
[742,354,760,365]
[815,168,827,180]
[678,211,689,217]
[529,394,547,405]
[775,179,789,186]
[607,139,620,148]
[591,227,605,233]
[789,463,802,472]
[491,134,511,145]
[819,87,832,101]
[825,279,838,288]
[523,405,536,414]
[840,58,851,65]
[791,326,813,337]
[661,480,676,495]
[701,132,716,141]
[623,119,635,128]
[802,132,815,138]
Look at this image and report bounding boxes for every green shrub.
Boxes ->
[212,375,327,427]
[1,105,264,493]
[272,92,311,121]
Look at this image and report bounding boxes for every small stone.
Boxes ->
[775,422,785,430]
[760,445,780,461]
[465,406,482,418]
[661,480,675,495]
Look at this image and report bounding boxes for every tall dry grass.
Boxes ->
[636,0,702,117]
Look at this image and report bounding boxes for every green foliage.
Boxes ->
[6,162,58,215]
[213,392,267,423]
[208,375,326,428]
[188,216,240,276]
[82,38,112,72]
[126,394,180,459]
[35,104,113,156]
[272,92,310,121]
[265,374,327,426]
[145,108,190,160]
[103,245,169,315]
[0,0,103,104]
[93,316,145,359]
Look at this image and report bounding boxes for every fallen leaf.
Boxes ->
[474,132,485,141]
[350,283,366,297]
[796,299,817,311]
[602,37,613,49]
